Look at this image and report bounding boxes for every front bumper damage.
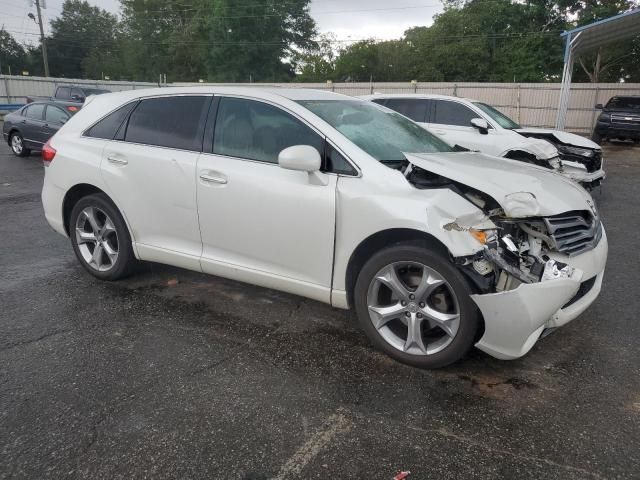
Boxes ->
[471,229,607,360]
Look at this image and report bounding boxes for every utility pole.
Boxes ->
[35,0,50,77]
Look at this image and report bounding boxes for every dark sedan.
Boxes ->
[2,101,80,157]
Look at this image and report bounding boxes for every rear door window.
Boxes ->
[45,105,69,124]
[431,100,478,127]
[85,102,138,140]
[383,98,429,123]
[213,97,323,164]
[125,96,211,151]
[24,104,45,120]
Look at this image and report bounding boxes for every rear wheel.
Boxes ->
[69,193,136,280]
[591,131,603,145]
[354,244,480,368]
[10,132,30,157]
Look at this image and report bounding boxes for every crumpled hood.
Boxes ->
[515,128,600,149]
[405,151,593,218]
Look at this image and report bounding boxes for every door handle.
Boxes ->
[107,155,128,165]
[199,173,227,184]
[434,130,446,135]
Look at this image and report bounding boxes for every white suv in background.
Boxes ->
[42,87,607,368]
[361,94,606,189]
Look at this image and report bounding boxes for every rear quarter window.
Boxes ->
[85,102,138,140]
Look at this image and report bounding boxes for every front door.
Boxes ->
[427,99,503,156]
[196,96,337,302]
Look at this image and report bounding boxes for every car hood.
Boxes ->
[405,151,593,218]
[514,128,599,149]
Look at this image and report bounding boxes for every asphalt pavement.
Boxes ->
[1,138,639,479]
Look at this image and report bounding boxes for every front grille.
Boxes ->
[562,276,597,308]
[611,114,640,125]
[544,210,602,257]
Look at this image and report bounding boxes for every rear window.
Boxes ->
[85,102,138,140]
[125,96,210,151]
[606,97,640,111]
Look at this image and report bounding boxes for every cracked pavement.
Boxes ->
[1,139,639,479]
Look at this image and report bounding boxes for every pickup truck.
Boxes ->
[26,85,111,105]
[592,96,640,143]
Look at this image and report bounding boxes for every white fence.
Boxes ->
[2,75,639,134]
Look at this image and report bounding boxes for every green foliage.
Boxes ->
[3,0,637,83]
[0,28,28,75]
[47,0,120,78]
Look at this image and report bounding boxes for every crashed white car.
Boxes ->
[362,94,606,189]
[42,88,607,368]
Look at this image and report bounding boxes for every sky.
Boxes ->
[0,0,443,46]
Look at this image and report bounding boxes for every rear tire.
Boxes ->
[591,131,603,145]
[69,193,137,280]
[353,243,480,369]
[10,132,30,157]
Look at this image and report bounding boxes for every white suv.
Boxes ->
[361,94,606,189]
[41,87,607,368]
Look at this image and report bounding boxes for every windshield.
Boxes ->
[473,102,520,129]
[297,100,453,163]
[605,97,640,111]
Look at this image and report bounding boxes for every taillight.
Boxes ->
[42,140,57,166]
[67,105,79,113]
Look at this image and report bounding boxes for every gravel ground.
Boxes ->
[1,138,639,479]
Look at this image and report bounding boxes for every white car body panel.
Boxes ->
[361,93,606,187]
[42,86,607,361]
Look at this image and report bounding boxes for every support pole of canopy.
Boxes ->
[556,32,581,130]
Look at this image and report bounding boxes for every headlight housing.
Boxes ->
[557,144,595,158]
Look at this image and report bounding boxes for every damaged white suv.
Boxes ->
[42,88,607,368]
[362,94,606,190]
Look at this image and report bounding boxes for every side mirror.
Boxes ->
[594,103,603,110]
[278,145,321,172]
[278,145,327,185]
[470,117,489,134]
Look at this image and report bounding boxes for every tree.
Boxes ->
[46,0,120,78]
[0,29,28,75]
[293,33,338,82]
[206,0,317,82]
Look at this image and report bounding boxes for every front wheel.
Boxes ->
[354,244,480,368]
[10,132,30,157]
[69,193,137,280]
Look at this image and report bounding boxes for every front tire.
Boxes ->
[10,132,30,157]
[354,244,480,368]
[69,193,136,280]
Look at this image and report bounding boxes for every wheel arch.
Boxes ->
[344,228,450,309]
[62,184,134,246]
[7,127,21,145]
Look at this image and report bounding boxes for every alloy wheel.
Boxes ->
[11,135,23,155]
[366,261,460,356]
[75,206,119,272]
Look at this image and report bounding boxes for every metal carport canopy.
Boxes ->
[555,8,640,130]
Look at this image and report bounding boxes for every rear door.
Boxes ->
[42,104,70,140]
[21,103,48,148]
[100,95,211,268]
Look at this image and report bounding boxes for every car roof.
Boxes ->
[97,86,355,105]
[359,93,481,103]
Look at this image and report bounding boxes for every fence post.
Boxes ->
[517,83,521,124]
[453,83,458,97]
[411,79,417,93]
[590,86,600,134]
[3,75,11,103]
